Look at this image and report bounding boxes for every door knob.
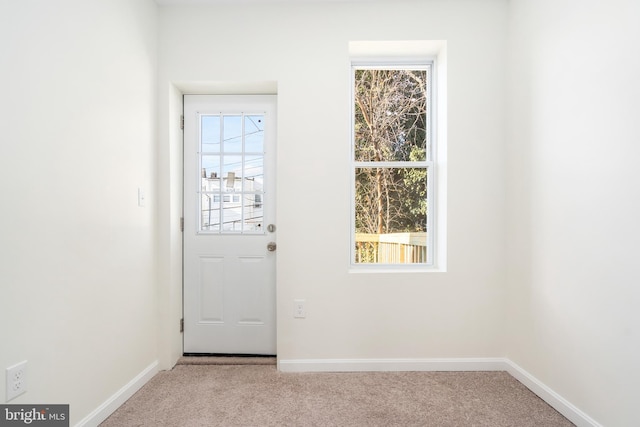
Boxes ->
[267,242,277,252]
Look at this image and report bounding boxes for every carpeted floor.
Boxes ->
[101,364,574,426]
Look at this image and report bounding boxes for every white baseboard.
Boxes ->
[75,360,158,427]
[278,357,507,373]
[504,359,602,427]
[278,357,601,427]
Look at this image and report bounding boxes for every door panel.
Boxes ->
[198,256,224,322]
[183,95,276,355]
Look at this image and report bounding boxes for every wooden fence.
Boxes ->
[355,232,427,264]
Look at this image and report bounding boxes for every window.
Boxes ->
[351,63,434,267]
[199,113,265,233]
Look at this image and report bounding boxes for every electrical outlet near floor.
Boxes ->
[6,360,27,401]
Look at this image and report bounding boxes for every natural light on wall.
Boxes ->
[349,41,447,272]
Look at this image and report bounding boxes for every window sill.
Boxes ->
[348,265,446,274]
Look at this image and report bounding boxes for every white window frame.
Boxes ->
[349,59,438,271]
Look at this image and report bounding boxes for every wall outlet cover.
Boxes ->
[6,360,27,401]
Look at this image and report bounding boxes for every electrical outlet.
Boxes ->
[6,360,27,401]
[294,299,306,318]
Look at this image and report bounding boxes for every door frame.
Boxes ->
[155,82,279,369]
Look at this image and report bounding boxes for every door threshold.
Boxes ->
[183,353,276,358]
[178,354,276,366]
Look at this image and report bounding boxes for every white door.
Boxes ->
[183,95,276,355]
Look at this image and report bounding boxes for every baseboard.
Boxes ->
[277,357,507,373]
[74,360,159,427]
[504,360,602,427]
[278,357,601,427]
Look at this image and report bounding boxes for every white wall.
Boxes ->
[158,0,508,363]
[506,0,640,425]
[0,0,158,424]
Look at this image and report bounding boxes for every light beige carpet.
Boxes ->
[101,365,574,426]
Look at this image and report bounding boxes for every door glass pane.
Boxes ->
[245,115,264,152]
[201,194,220,232]
[244,155,263,190]
[201,155,221,191]
[201,115,221,152]
[243,194,263,232]
[222,204,242,232]
[222,155,242,192]
[223,115,242,152]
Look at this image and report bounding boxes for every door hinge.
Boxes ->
[180,115,184,130]
[180,318,184,333]
[180,217,184,232]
